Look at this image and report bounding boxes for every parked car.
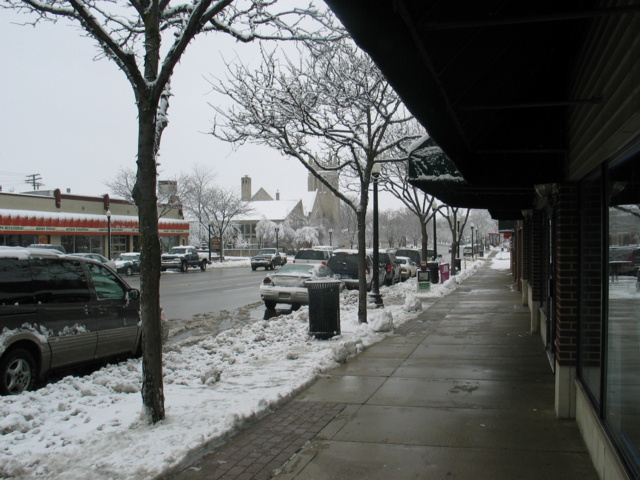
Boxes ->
[395,248,422,266]
[0,246,142,395]
[27,243,66,254]
[251,248,285,271]
[70,252,117,271]
[327,249,385,291]
[379,250,401,286]
[396,255,418,281]
[114,252,141,276]
[259,263,341,310]
[609,246,640,276]
[293,248,332,265]
[161,245,208,272]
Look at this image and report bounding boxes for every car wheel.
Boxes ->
[252,266,257,271]
[270,261,275,270]
[180,261,188,273]
[126,266,133,276]
[291,303,301,311]
[264,300,277,310]
[0,348,36,395]
[200,261,207,271]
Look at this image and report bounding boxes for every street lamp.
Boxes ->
[328,228,333,247]
[432,203,439,259]
[106,209,112,260]
[208,223,213,262]
[369,162,383,307]
[470,223,475,260]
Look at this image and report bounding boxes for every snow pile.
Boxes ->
[0,253,502,480]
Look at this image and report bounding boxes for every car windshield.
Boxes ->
[258,249,276,255]
[295,250,327,260]
[168,247,187,254]
[276,264,331,277]
[328,253,359,268]
[118,253,139,260]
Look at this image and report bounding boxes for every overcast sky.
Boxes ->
[0,9,407,213]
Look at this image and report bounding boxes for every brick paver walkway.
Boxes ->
[165,401,346,480]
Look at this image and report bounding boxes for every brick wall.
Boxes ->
[530,210,544,303]
[554,184,579,366]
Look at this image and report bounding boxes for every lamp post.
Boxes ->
[455,219,461,274]
[106,209,112,260]
[275,226,280,252]
[369,162,383,307]
[328,228,333,247]
[432,204,438,259]
[470,223,475,260]
[208,223,213,262]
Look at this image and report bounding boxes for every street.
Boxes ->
[124,265,265,320]
[122,264,290,345]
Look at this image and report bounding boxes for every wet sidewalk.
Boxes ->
[166,256,598,480]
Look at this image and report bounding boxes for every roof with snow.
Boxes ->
[236,200,302,222]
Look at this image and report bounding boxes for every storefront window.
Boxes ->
[607,154,640,477]
[61,235,104,254]
[579,169,604,404]
[110,235,128,257]
[0,235,38,247]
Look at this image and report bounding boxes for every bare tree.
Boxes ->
[105,167,183,218]
[211,39,416,323]
[4,0,341,423]
[208,188,251,261]
[104,167,137,205]
[438,206,471,271]
[379,130,446,261]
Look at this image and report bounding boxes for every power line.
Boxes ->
[24,173,44,190]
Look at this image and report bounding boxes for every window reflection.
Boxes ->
[607,156,640,476]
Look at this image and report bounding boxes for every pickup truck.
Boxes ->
[161,245,208,272]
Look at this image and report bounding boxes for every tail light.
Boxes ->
[322,261,327,266]
[386,264,392,272]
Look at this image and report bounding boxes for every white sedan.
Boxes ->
[259,263,341,310]
[396,255,418,281]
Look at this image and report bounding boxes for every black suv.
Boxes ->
[327,249,385,290]
[0,246,141,395]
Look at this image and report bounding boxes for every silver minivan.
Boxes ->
[0,246,141,395]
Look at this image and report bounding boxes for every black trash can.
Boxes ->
[306,280,341,339]
[427,261,440,284]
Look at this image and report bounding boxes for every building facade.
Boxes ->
[0,189,189,257]
[327,2,640,479]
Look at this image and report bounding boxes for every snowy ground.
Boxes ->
[0,252,509,480]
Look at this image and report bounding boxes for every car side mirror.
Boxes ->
[129,289,140,300]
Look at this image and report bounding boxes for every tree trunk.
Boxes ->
[133,95,165,423]
[420,220,430,261]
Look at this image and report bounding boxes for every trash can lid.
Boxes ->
[305,279,343,289]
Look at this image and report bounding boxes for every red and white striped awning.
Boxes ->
[0,209,189,236]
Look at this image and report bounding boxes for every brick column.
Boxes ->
[553,183,579,418]
[528,210,544,333]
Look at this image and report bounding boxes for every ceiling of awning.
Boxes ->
[325,0,632,219]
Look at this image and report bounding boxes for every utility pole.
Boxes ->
[25,173,43,190]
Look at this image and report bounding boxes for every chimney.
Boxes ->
[241,176,252,201]
[276,190,280,201]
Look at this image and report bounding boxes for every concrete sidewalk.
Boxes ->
[166,256,599,480]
